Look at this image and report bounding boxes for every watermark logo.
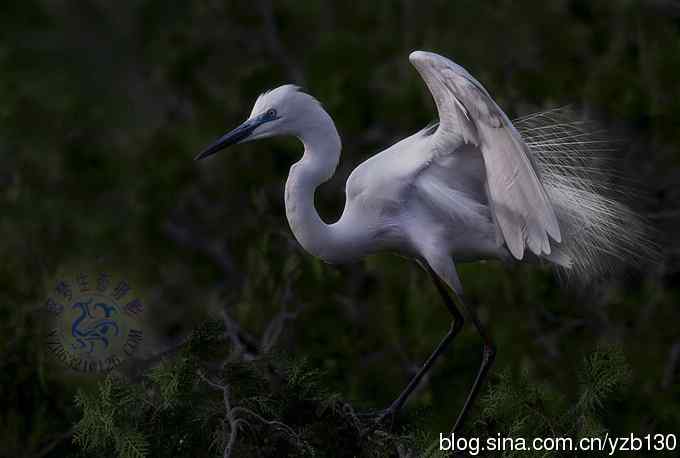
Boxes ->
[44,270,145,373]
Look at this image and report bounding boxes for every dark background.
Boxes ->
[1,0,679,456]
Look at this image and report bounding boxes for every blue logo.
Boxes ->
[44,270,145,373]
[69,298,120,355]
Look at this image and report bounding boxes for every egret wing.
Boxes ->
[409,51,561,259]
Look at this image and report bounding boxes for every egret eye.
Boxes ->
[266,109,277,118]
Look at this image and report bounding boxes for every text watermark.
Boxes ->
[440,433,677,455]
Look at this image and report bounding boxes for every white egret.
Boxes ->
[195,51,655,431]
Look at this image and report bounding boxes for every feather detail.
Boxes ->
[515,107,660,280]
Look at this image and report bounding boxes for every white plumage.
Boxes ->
[195,50,656,430]
[409,51,562,261]
[517,108,658,278]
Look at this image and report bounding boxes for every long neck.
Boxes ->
[284,109,342,262]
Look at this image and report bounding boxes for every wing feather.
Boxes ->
[409,51,561,259]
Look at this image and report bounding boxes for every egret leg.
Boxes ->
[450,292,496,433]
[371,266,464,426]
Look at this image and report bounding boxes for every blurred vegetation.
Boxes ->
[72,321,414,457]
[1,0,679,457]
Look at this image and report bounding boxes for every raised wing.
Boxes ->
[409,50,561,259]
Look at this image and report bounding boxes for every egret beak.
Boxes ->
[194,115,265,161]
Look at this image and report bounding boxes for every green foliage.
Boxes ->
[72,335,639,457]
[72,325,415,457]
[74,375,149,458]
[575,345,631,419]
[420,345,632,458]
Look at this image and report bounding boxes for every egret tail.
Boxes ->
[516,108,660,280]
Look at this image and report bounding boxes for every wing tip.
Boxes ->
[409,50,442,68]
[507,225,564,261]
[506,237,525,261]
[409,50,429,62]
[548,224,562,244]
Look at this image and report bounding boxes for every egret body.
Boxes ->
[195,51,655,431]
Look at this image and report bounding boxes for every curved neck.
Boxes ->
[284,109,342,262]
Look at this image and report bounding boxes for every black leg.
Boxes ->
[450,292,496,433]
[372,266,464,425]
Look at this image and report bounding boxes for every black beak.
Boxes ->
[194,117,261,161]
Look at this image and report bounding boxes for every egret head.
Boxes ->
[195,84,323,160]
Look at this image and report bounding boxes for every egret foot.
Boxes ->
[357,406,398,436]
[375,407,397,430]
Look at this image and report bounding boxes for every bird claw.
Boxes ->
[357,407,397,436]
